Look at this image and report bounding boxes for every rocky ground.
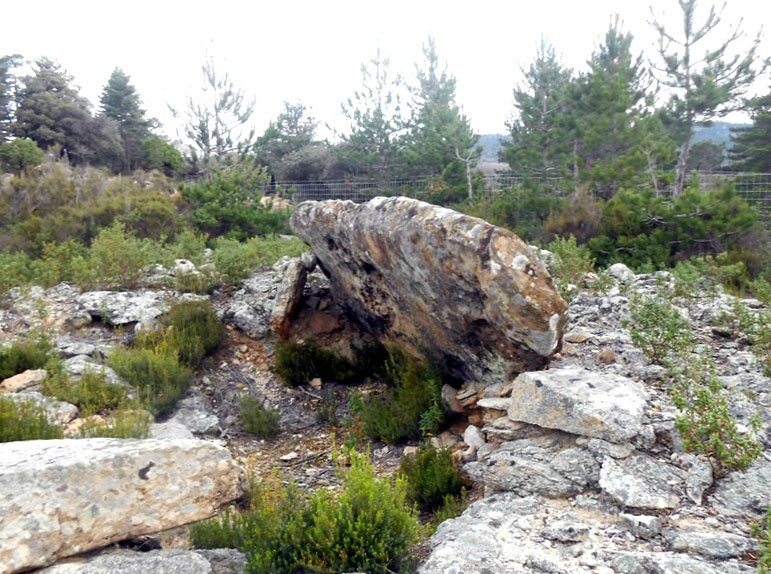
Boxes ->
[1,201,769,573]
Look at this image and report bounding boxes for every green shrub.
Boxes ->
[239,396,280,438]
[546,235,595,302]
[212,236,306,285]
[752,506,771,574]
[43,369,129,417]
[0,138,44,174]
[0,335,52,380]
[400,444,465,512]
[160,300,226,367]
[192,453,419,574]
[352,350,444,443]
[625,291,694,365]
[274,339,357,387]
[75,408,151,439]
[0,395,63,442]
[430,490,469,531]
[86,222,151,289]
[108,345,193,416]
[670,357,762,475]
[143,136,184,178]
[0,251,34,294]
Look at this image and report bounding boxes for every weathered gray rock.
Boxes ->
[599,454,686,509]
[291,197,568,384]
[685,456,714,505]
[166,393,219,435]
[0,438,244,573]
[270,255,313,338]
[620,513,662,540]
[63,355,122,386]
[610,551,754,574]
[507,368,647,443]
[55,336,97,358]
[709,458,771,518]
[7,391,78,424]
[463,424,486,449]
[149,421,196,440]
[38,548,246,574]
[541,517,591,542]
[75,291,169,325]
[607,263,635,283]
[664,527,756,560]
[464,434,599,497]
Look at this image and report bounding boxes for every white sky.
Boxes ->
[3,0,770,142]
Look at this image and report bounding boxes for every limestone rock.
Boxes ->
[507,368,647,443]
[7,391,78,424]
[610,551,754,574]
[664,527,756,560]
[38,548,246,574]
[709,458,771,519]
[463,424,485,449]
[1,368,47,393]
[270,256,312,338]
[166,393,219,435]
[290,197,568,384]
[620,514,662,540]
[75,291,169,326]
[599,454,686,509]
[607,263,636,283]
[0,438,245,573]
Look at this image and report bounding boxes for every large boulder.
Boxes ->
[290,197,568,384]
[0,438,245,573]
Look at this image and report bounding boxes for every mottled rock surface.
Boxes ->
[600,453,686,509]
[507,367,647,443]
[0,438,245,573]
[291,197,568,384]
[38,548,247,574]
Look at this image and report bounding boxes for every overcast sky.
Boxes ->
[3,0,770,142]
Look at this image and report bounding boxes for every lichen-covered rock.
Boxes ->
[270,254,316,339]
[507,367,647,443]
[0,438,245,573]
[291,197,568,384]
[600,453,686,509]
[74,291,170,326]
[709,458,771,519]
[37,548,247,574]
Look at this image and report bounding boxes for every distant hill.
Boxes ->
[478,134,508,162]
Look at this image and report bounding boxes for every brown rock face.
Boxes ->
[290,197,568,384]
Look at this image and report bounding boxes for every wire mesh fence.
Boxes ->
[270,172,771,219]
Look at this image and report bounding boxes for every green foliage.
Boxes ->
[75,408,151,439]
[430,490,469,531]
[589,186,763,272]
[108,344,193,417]
[670,357,762,475]
[181,164,289,240]
[193,453,419,574]
[717,298,771,377]
[0,138,43,174]
[239,395,280,438]
[86,222,151,289]
[211,236,306,285]
[100,68,152,172]
[0,395,63,442]
[143,136,184,177]
[158,300,226,367]
[273,339,357,387]
[43,369,129,416]
[546,235,595,302]
[730,91,771,172]
[352,350,444,443]
[752,506,771,574]
[0,335,52,380]
[626,290,694,364]
[399,444,464,512]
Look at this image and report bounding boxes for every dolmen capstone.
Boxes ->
[290,197,568,384]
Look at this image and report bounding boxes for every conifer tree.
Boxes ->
[0,54,22,143]
[100,68,152,171]
[729,90,771,172]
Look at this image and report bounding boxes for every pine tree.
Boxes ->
[650,0,767,195]
[500,41,575,181]
[100,68,152,172]
[729,90,771,172]
[339,48,407,179]
[254,101,318,170]
[402,38,479,199]
[0,54,22,143]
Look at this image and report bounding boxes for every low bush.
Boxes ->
[351,350,444,443]
[0,395,63,442]
[192,452,419,574]
[0,335,52,380]
[625,290,694,365]
[160,300,226,367]
[212,235,306,285]
[752,506,771,574]
[108,345,193,417]
[43,369,129,417]
[399,443,465,512]
[274,339,358,387]
[546,235,595,302]
[239,395,280,438]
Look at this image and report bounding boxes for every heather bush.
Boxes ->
[0,395,63,442]
[239,395,280,438]
[159,300,226,367]
[400,443,465,512]
[75,408,151,439]
[43,369,129,416]
[0,335,52,380]
[274,339,358,387]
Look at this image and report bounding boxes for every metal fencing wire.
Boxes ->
[267,172,771,218]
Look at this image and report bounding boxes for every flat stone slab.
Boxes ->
[291,197,568,384]
[508,367,647,443]
[75,291,169,325]
[0,438,244,573]
[38,548,246,574]
[709,458,771,519]
[599,453,686,509]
